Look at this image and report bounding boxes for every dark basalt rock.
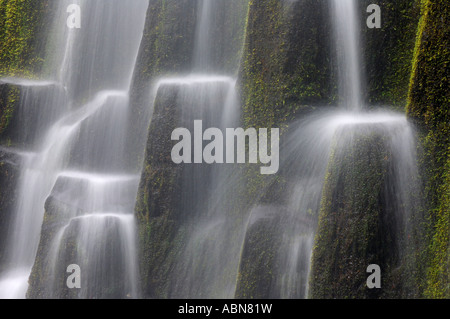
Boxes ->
[310,125,407,299]
[0,80,67,148]
[0,148,20,269]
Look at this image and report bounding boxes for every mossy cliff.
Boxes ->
[133,0,428,299]
[407,0,449,299]
[239,0,335,130]
[361,0,420,109]
[131,0,197,84]
[0,0,53,77]
[28,194,134,299]
[0,0,54,139]
[235,0,339,244]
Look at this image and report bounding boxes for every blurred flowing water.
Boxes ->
[0,0,420,299]
[0,0,149,298]
[145,0,245,298]
[263,0,419,298]
[331,0,363,111]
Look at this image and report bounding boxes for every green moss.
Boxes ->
[239,0,335,130]
[0,0,54,144]
[235,212,281,299]
[235,2,337,257]
[137,214,186,298]
[362,0,420,109]
[0,0,53,77]
[133,82,185,298]
[425,155,450,298]
[132,0,198,83]
[127,0,198,171]
[406,0,450,299]
[310,128,404,299]
[0,85,19,136]
[0,158,18,268]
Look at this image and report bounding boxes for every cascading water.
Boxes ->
[165,76,242,298]
[142,0,247,298]
[0,0,423,300]
[331,0,363,111]
[259,0,419,298]
[138,0,419,299]
[194,0,216,72]
[0,0,149,298]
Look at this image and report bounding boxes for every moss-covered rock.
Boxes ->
[236,0,337,221]
[128,0,447,299]
[135,84,186,298]
[310,126,406,299]
[0,148,19,268]
[0,0,54,77]
[406,0,449,299]
[29,193,137,299]
[0,82,20,141]
[192,0,249,74]
[0,81,66,147]
[127,0,198,172]
[0,0,55,273]
[235,206,283,299]
[133,0,252,299]
[136,85,182,220]
[27,195,80,299]
[361,0,420,109]
[239,0,336,130]
[130,0,198,108]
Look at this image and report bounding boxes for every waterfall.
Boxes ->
[141,0,247,298]
[193,0,215,71]
[0,0,423,300]
[255,0,419,298]
[162,76,242,298]
[0,0,149,299]
[331,0,363,110]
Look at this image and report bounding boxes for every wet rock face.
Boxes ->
[360,0,420,109]
[406,0,450,299]
[135,79,230,298]
[0,0,54,77]
[0,82,20,141]
[29,194,137,299]
[27,196,79,299]
[0,151,19,268]
[134,83,186,299]
[136,85,183,222]
[235,204,316,299]
[235,206,283,299]
[239,0,335,129]
[0,0,58,272]
[0,81,67,148]
[127,0,199,172]
[310,125,407,299]
[0,83,20,269]
[0,81,66,272]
